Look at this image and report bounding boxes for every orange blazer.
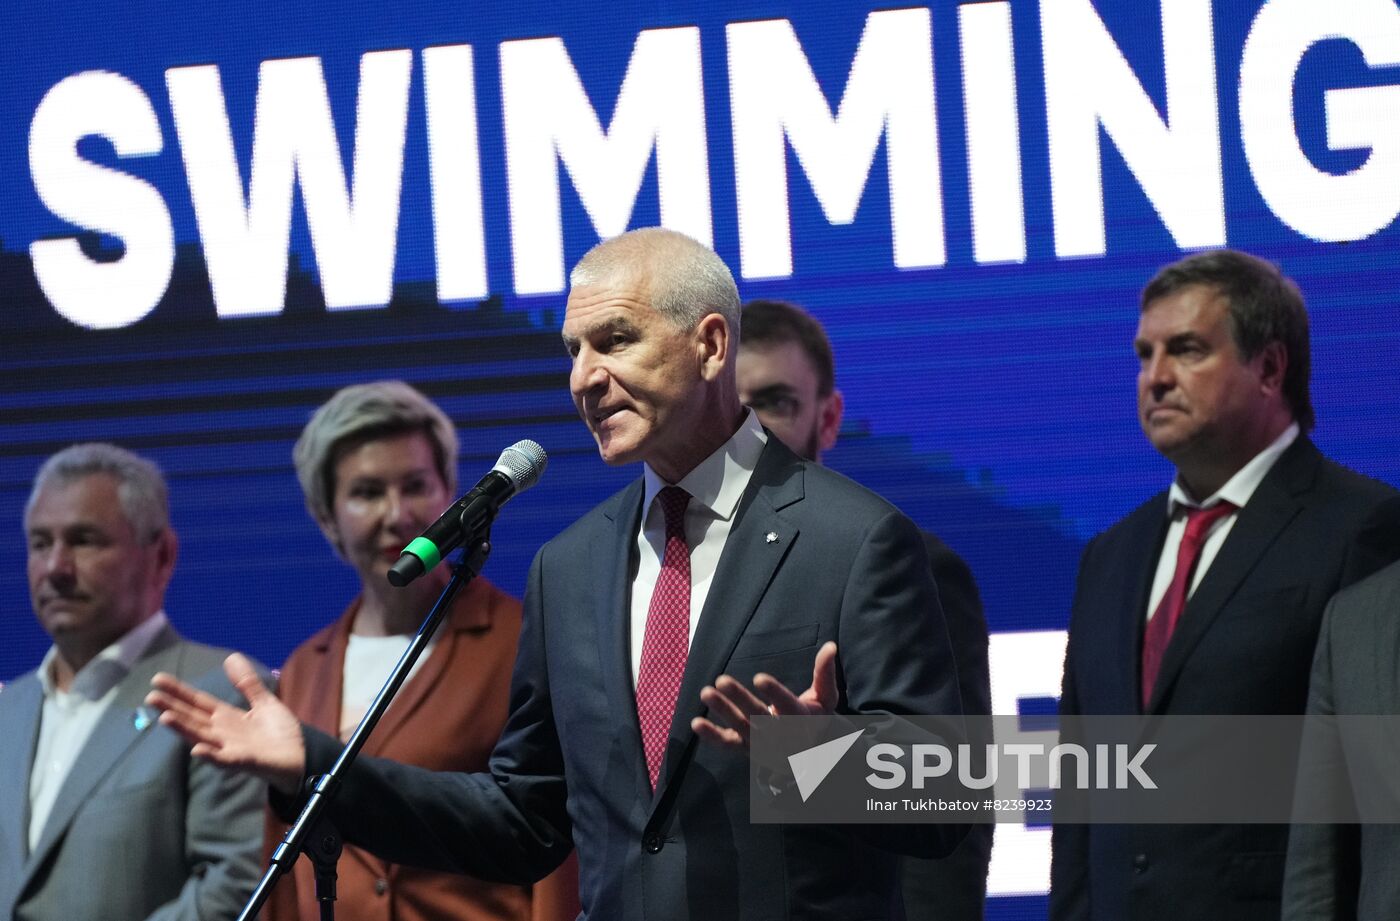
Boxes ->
[264,577,580,921]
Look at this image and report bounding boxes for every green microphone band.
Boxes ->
[403,536,441,571]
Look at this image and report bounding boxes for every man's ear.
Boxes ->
[153,527,179,586]
[143,527,180,609]
[695,313,731,381]
[1255,340,1288,397]
[817,388,844,454]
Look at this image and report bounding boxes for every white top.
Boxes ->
[29,610,169,852]
[1145,423,1300,621]
[339,632,436,740]
[630,410,768,684]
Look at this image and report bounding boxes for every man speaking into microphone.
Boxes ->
[148,228,965,920]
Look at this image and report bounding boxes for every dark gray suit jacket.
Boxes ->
[0,626,267,921]
[1283,558,1400,921]
[293,435,968,920]
[1051,437,1400,921]
[901,534,991,921]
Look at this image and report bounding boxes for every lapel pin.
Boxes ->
[133,706,157,732]
[765,532,779,544]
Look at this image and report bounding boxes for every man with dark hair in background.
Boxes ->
[0,443,266,921]
[737,298,992,921]
[1051,250,1400,921]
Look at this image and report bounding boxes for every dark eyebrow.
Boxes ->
[744,384,802,409]
[40,523,109,542]
[1165,332,1209,350]
[562,316,642,348]
[1134,332,1208,354]
[746,383,799,400]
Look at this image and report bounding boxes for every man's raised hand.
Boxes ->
[692,641,840,751]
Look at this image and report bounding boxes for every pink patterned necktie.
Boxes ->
[636,486,692,790]
[1140,501,1237,708]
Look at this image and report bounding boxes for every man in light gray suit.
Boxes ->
[1283,552,1400,921]
[0,443,265,921]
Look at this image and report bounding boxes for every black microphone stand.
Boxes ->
[234,539,492,921]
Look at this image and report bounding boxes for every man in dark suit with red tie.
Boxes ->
[147,227,967,921]
[1050,249,1400,921]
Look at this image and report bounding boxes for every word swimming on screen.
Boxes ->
[23,0,1400,330]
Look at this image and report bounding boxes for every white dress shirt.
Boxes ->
[630,410,768,685]
[28,610,169,852]
[1145,423,1300,621]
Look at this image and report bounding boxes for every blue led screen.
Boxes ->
[2,0,1399,907]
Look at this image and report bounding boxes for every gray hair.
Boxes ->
[569,228,741,335]
[26,443,169,543]
[1142,249,1314,431]
[293,381,459,524]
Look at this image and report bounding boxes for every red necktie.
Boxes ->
[636,486,691,790]
[1140,501,1237,708]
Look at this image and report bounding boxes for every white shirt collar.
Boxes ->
[1167,423,1300,516]
[38,610,169,701]
[642,409,767,521]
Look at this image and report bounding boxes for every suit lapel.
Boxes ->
[597,480,648,786]
[22,628,181,882]
[285,610,379,877]
[1147,439,1318,713]
[360,587,488,759]
[294,615,347,742]
[0,675,43,863]
[295,594,485,877]
[654,441,802,798]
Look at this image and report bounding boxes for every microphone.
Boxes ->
[387,440,547,587]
